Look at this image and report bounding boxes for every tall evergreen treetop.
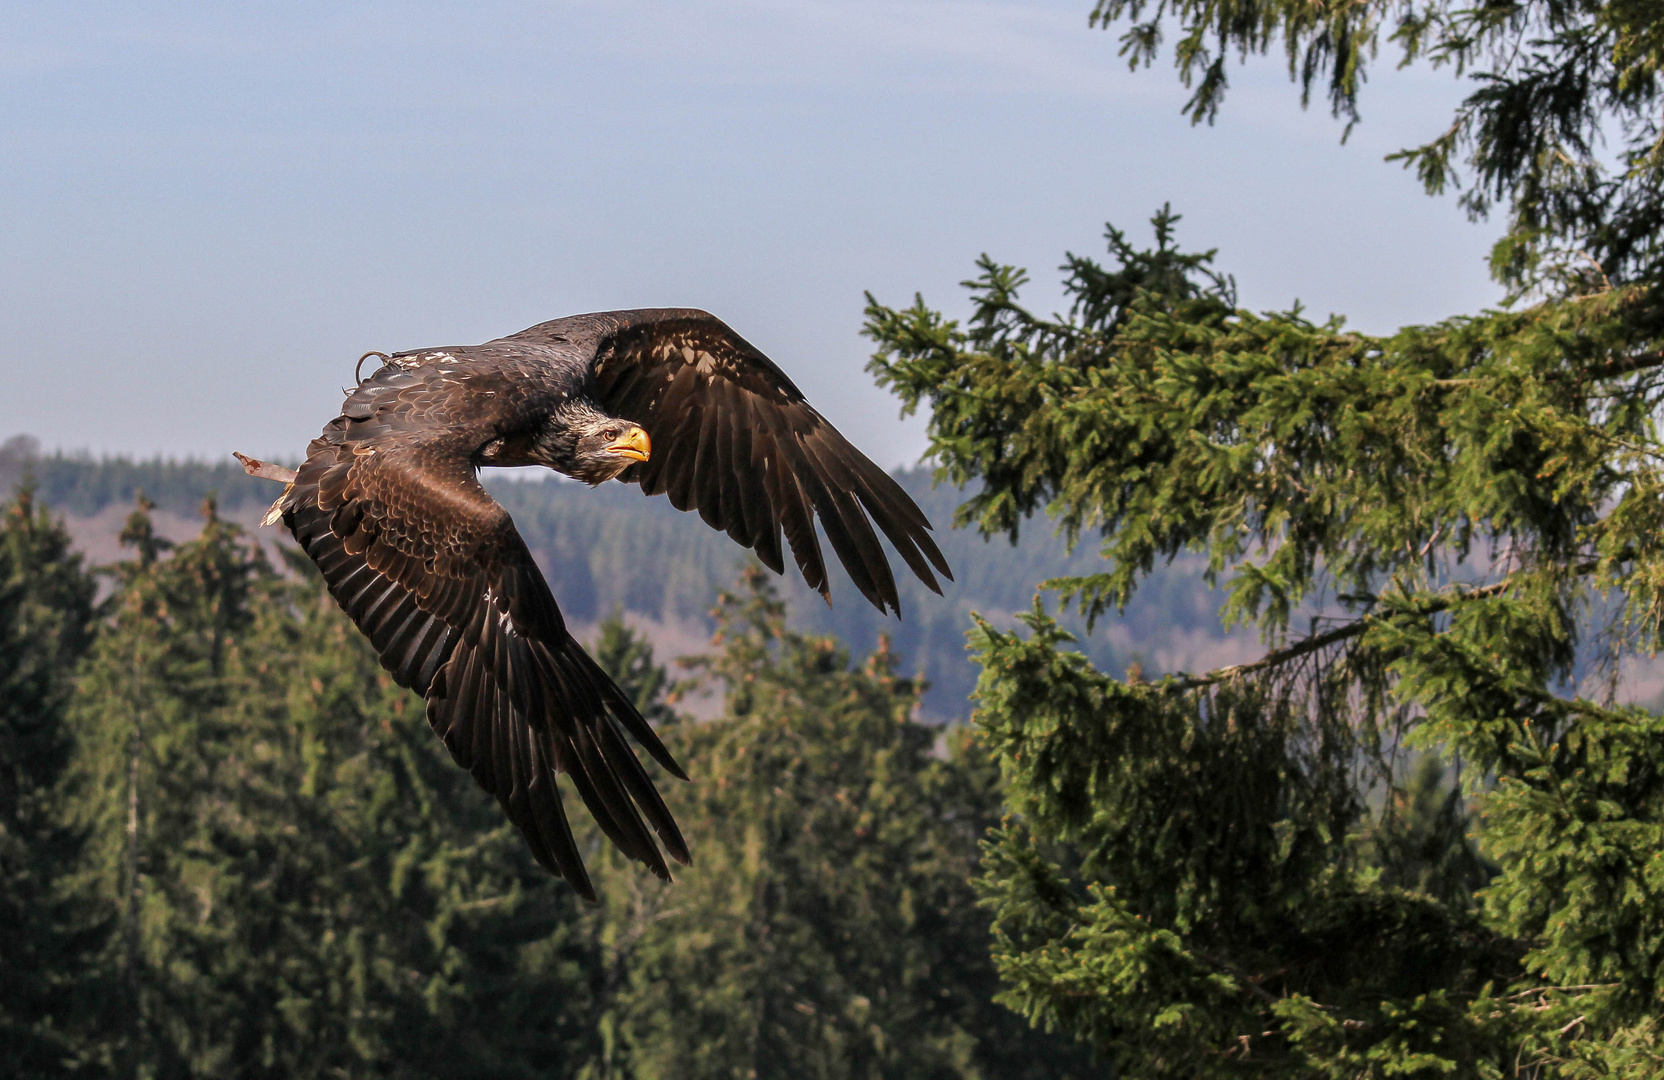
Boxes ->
[582,571,1100,1080]
[0,481,104,1078]
[70,497,603,1079]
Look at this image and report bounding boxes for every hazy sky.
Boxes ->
[2,1,1504,469]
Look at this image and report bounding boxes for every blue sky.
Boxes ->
[1,1,1503,468]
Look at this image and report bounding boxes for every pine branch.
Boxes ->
[1190,948,1281,1007]
[1180,578,1517,689]
[1586,349,1664,380]
[1441,350,1663,388]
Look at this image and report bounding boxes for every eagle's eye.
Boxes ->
[601,425,620,440]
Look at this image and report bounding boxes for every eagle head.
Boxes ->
[538,402,651,485]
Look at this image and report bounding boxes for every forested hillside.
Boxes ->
[0,433,1245,717]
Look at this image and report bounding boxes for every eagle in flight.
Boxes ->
[239,309,951,900]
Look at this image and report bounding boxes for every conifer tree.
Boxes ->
[1089,0,1664,293]
[71,494,265,1075]
[582,571,1098,1080]
[71,497,601,1078]
[0,481,104,1077]
[866,224,1664,1076]
[862,5,1664,1065]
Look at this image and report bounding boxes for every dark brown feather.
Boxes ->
[559,309,951,616]
[277,364,689,901]
[273,307,951,899]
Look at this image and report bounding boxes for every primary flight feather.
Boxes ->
[242,309,952,900]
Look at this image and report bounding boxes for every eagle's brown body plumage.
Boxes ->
[261,309,951,899]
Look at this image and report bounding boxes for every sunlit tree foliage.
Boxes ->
[866,198,1664,1078]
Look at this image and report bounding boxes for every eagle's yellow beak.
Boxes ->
[605,426,651,463]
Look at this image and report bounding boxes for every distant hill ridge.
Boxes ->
[1,434,1247,717]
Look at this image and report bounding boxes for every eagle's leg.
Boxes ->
[233,451,299,527]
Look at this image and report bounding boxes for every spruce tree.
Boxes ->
[1089,0,1664,293]
[0,481,104,1076]
[582,571,1098,1080]
[861,3,1664,1061]
[70,496,601,1079]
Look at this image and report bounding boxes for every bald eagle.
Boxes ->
[239,309,950,899]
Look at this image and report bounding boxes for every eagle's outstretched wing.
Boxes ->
[499,309,953,615]
[272,366,689,901]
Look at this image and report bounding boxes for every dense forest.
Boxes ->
[0,475,1101,1078]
